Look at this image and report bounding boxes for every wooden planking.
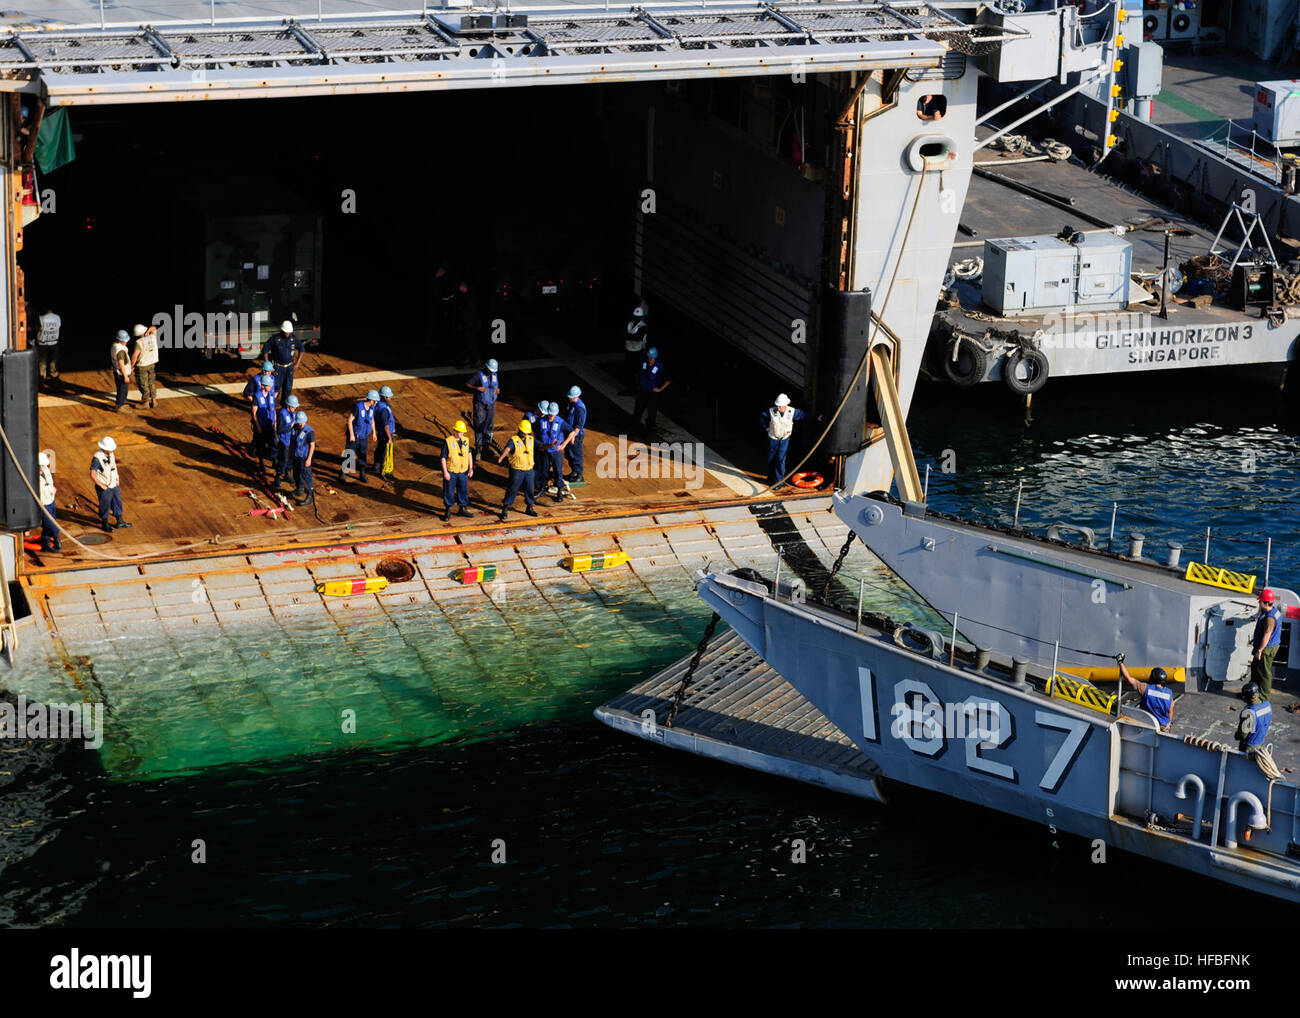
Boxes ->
[30,349,747,571]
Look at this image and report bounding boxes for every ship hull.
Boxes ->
[680,569,1300,904]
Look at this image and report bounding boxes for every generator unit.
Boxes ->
[1253,80,1300,146]
[982,233,1132,316]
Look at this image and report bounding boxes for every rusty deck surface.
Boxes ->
[29,348,802,574]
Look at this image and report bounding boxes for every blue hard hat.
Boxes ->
[262,360,274,371]
[286,395,300,409]
[366,389,380,401]
[548,402,559,415]
[537,400,548,413]
[486,359,498,373]
[568,385,581,398]
[115,329,128,342]
[379,385,394,399]
[647,347,658,358]
[295,411,307,425]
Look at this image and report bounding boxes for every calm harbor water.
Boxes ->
[3,372,1299,928]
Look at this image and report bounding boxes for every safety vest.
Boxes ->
[136,332,159,367]
[767,407,795,441]
[352,401,374,437]
[507,433,534,471]
[444,436,472,474]
[91,451,119,489]
[110,341,130,376]
[638,361,662,391]
[625,320,648,353]
[565,398,587,434]
[37,313,60,345]
[540,417,564,448]
[253,386,277,424]
[276,408,295,444]
[375,400,395,434]
[292,424,315,459]
[1143,685,1173,727]
[1242,701,1272,747]
[473,371,498,406]
[38,466,54,505]
[1257,606,1282,649]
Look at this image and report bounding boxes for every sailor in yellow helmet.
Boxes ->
[495,419,538,521]
[441,419,474,522]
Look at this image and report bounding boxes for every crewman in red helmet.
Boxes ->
[1252,588,1283,698]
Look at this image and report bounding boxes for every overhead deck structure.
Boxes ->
[0,4,1019,103]
[0,0,1116,567]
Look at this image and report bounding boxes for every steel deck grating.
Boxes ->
[600,628,882,778]
[0,2,1024,77]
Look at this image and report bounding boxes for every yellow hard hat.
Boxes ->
[454,420,468,433]
[518,419,532,435]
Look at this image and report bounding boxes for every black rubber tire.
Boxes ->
[1003,347,1050,395]
[943,336,988,387]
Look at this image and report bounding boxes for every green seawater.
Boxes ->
[14,548,933,780]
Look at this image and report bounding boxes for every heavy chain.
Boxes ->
[820,532,856,600]
[665,612,721,728]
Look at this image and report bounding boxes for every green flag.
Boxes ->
[35,108,75,174]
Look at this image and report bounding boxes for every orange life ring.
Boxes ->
[791,472,823,489]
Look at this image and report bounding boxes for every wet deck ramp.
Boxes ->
[9,498,933,780]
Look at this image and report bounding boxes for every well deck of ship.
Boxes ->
[29,342,786,574]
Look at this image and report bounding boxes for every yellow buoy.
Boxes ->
[562,551,630,573]
[315,576,389,597]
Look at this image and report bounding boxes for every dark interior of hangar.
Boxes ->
[23,74,838,375]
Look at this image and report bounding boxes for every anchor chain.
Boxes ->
[820,531,856,599]
[665,612,721,728]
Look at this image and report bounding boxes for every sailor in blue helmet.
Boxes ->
[373,385,397,478]
[1117,654,1174,732]
[538,401,573,503]
[290,409,316,504]
[260,320,305,408]
[274,395,299,488]
[341,390,378,483]
[632,346,670,434]
[524,400,547,498]
[563,385,587,483]
[243,360,277,448]
[1237,682,1272,754]
[468,358,499,452]
[250,372,279,474]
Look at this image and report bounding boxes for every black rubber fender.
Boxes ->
[943,335,988,386]
[1003,347,1049,395]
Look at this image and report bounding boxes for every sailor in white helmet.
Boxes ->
[37,451,60,553]
[622,302,649,394]
[109,329,133,412]
[260,319,306,408]
[89,436,131,532]
[36,306,60,386]
[131,322,161,409]
[759,393,808,487]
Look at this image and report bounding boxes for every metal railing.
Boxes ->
[1199,118,1283,186]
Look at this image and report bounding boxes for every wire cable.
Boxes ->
[0,421,187,562]
[755,168,928,499]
